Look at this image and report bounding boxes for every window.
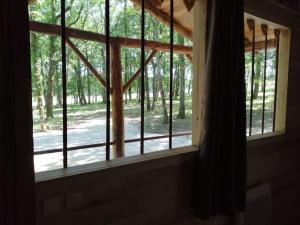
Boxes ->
[244,14,290,137]
[29,1,290,173]
[29,0,193,172]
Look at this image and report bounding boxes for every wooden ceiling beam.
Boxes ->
[244,39,276,52]
[131,0,192,40]
[29,21,193,55]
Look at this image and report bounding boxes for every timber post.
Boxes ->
[111,43,124,158]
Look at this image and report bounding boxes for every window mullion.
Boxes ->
[169,0,174,149]
[61,0,68,168]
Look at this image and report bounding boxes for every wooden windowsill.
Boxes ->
[35,145,198,183]
[35,131,294,183]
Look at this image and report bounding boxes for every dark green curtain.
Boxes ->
[0,0,36,224]
[195,0,247,219]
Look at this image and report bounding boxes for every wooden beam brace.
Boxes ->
[185,54,192,63]
[123,50,157,93]
[111,43,124,157]
[66,38,107,88]
[29,21,192,54]
[131,0,192,39]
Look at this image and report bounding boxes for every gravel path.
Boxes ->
[34,117,191,172]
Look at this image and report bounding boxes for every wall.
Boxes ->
[35,1,300,225]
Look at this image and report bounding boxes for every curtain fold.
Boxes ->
[0,0,36,225]
[195,0,247,219]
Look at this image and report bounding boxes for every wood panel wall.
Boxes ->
[35,1,300,225]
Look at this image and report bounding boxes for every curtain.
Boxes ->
[0,0,36,225]
[195,0,247,219]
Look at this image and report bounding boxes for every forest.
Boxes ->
[29,0,193,140]
[29,0,277,153]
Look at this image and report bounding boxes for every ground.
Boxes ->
[33,98,192,172]
[33,92,275,172]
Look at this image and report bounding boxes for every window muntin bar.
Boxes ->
[248,19,255,136]
[61,0,68,168]
[140,0,145,155]
[105,0,111,160]
[169,0,174,149]
[33,132,191,156]
[273,29,280,132]
[261,24,268,134]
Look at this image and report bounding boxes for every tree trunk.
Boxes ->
[31,34,47,132]
[75,59,87,105]
[100,48,107,104]
[158,54,168,124]
[87,74,91,104]
[177,34,186,119]
[174,63,179,99]
[151,60,158,111]
[145,67,151,112]
[188,79,192,95]
[46,0,58,120]
[253,52,263,100]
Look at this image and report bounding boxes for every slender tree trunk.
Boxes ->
[253,52,263,100]
[136,79,141,103]
[75,59,87,105]
[158,54,168,124]
[46,36,56,120]
[188,79,192,95]
[54,66,63,107]
[87,74,91,104]
[151,60,158,111]
[177,34,186,119]
[124,0,129,105]
[31,34,47,132]
[100,48,107,104]
[145,67,151,112]
[46,0,58,120]
[174,63,179,99]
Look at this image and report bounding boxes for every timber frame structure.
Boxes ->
[28,0,282,160]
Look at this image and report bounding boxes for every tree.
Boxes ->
[177,34,186,119]
[159,53,169,124]
[253,51,264,99]
[31,33,47,132]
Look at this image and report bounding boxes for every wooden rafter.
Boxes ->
[29,21,192,55]
[66,38,107,89]
[183,0,196,11]
[123,50,158,93]
[131,0,192,39]
[244,39,276,52]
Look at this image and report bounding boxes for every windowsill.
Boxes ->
[35,131,288,183]
[35,145,198,183]
[247,131,286,148]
